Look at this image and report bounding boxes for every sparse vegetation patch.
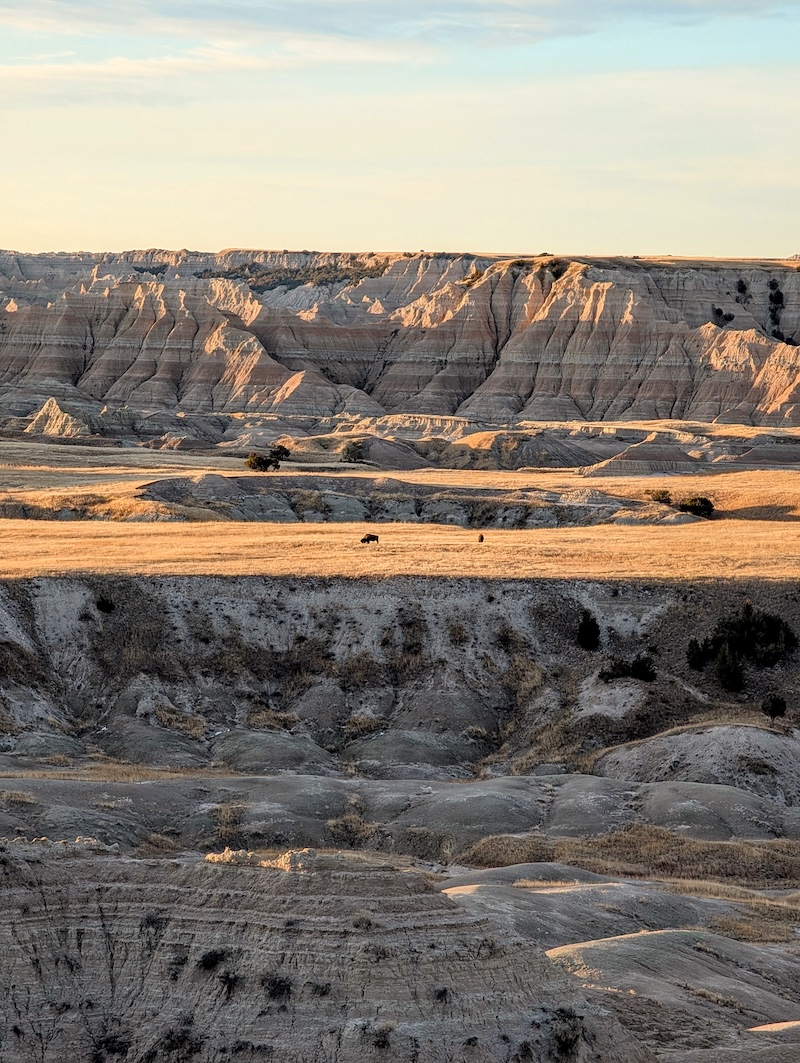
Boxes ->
[687,599,797,691]
[197,259,390,292]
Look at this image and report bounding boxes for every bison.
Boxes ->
[361,533,379,544]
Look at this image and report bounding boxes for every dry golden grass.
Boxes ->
[247,708,300,731]
[343,714,387,739]
[136,831,183,857]
[0,762,225,783]
[4,435,800,577]
[0,789,37,804]
[462,825,800,888]
[152,705,206,739]
[214,800,248,848]
[2,518,800,580]
[512,879,583,889]
[660,878,800,941]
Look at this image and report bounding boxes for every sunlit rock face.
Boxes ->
[1,248,799,424]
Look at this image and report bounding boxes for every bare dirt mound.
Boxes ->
[595,725,800,806]
[547,929,800,1061]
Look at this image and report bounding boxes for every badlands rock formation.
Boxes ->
[1,250,799,440]
[2,574,800,853]
[0,841,654,1063]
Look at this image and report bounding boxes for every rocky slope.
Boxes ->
[0,841,654,1063]
[1,574,800,852]
[1,250,800,438]
[1,572,800,1061]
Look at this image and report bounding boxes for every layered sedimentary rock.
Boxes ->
[1,250,800,429]
[0,842,654,1063]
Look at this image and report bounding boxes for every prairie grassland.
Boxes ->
[0,518,798,580]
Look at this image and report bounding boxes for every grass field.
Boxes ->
[0,518,798,579]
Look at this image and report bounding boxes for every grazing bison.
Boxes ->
[361,533,379,544]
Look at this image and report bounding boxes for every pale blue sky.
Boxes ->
[1,1,798,255]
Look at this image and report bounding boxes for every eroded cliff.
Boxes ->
[0,842,654,1063]
[1,250,799,432]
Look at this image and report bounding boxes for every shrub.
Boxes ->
[462,267,485,288]
[576,610,600,651]
[686,637,706,670]
[677,496,714,519]
[645,489,672,505]
[245,449,283,472]
[197,949,227,972]
[715,643,744,691]
[762,693,787,725]
[495,621,527,654]
[599,655,656,683]
[551,1008,582,1056]
[218,970,240,1001]
[501,655,545,705]
[326,813,377,847]
[341,440,365,463]
[339,652,384,691]
[293,490,331,519]
[261,973,292,1001]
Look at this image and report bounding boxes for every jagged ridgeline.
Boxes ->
[1,248,800,425]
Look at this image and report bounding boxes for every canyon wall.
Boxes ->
[1,250,799,428]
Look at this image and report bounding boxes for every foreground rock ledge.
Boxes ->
[0,843,653,1062]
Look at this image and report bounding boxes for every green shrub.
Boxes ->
[715,643,743,691]
[687,601,797,692]
[688,601,797,670]
[577,610,600,651]
[762,693,787,724]
[686,637,706,670]
[341,440,365,463]
[245,448,284,472]
[678,496,714,518]
[261,973,292,1001]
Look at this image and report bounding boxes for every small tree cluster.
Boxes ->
[245,445,290,472]
[341,440,365,463]
[677,496,714,519]
[687,600,798,691]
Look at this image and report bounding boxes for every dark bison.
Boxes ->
[361,533,379,544]
[477,533,484,543]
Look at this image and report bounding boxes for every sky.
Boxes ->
[1,0,799,256]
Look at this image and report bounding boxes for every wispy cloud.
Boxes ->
[0,0,795,43]
[0,1,796,97]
